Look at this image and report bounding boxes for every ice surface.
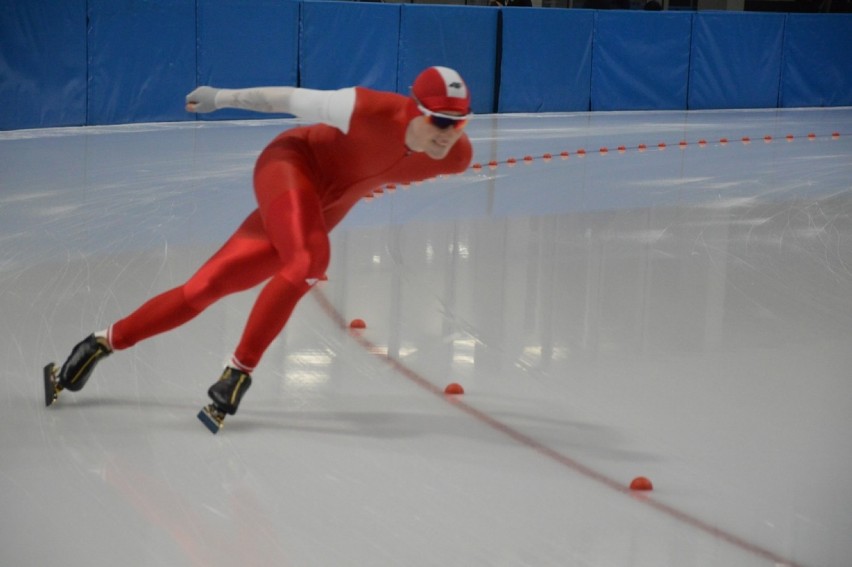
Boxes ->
[2,108,851,567]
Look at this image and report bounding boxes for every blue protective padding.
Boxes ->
[87,0,196,125]
[6,4,852,130]
[197,0,300,121]
[398,5,498,114]
[499,9,593,113]
[300,2,401,92]
[781,14,852,108]
[0,0,87,130]
[591,11,692,111]
[689,12,785,110]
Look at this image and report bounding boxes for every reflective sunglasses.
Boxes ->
[414,97,471,130]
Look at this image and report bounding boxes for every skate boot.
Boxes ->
[197,367,252,434]
[43,334,112,407]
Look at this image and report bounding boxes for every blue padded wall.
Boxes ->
[88,0,196,125]
[301,2,400,92]
[781,14,852,108]
[689,12,785,110]
[499,9,593,113]
[197,0,300,121]
[0,0,87,130]
[591,11,692,111]
[4,2,852,131]
[398,5,498,114]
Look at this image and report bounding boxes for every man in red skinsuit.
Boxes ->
[44,66,473,431]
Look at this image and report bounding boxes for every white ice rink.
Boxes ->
[2,108,851,567]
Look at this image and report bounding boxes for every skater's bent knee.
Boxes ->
[277,233,329,282]
[308,231,330,276]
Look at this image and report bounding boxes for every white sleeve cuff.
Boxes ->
[289,87,357,134]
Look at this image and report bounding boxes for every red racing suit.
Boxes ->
[109,87,473,371]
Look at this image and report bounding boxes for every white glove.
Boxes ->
[185,86,220,113]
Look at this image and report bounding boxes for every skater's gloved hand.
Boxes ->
[185,86,220,113]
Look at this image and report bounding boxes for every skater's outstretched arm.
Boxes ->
[185,86,356,133]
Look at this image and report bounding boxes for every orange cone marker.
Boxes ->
[444,383,464,395]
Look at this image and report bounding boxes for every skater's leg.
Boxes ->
[229,163,331,371]
[232,273,313,371]
[229,194,330,369]
[260,190,330,282]
[254,158,330,281]
[198,154,330,428]
[108,288,198,350]
[47,211,282,402]
[208,239,319,422]
[110,210,281,350]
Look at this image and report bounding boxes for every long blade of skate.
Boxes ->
[197,405,224,434]
[43,363,59,407]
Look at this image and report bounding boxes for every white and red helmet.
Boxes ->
[411,66,471,115]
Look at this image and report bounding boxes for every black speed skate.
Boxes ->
[197,367,252,434]
[44,334,112,407]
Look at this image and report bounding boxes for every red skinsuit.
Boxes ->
[109,88,472,371]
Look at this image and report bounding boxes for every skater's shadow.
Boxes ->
[224,408,431,437]
[53,397,655,464]
[225,407,651,463]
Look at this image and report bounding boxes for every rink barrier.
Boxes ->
[1,2,851,129]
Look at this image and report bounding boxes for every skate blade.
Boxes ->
[43,363,60,407]
[197,405,225,434]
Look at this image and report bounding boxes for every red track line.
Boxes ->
[374,131,845,194]
[313,288,803,567]
[312,289,805,567]
[467,131,844,172]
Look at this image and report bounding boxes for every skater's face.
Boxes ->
[407,112,467,160]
